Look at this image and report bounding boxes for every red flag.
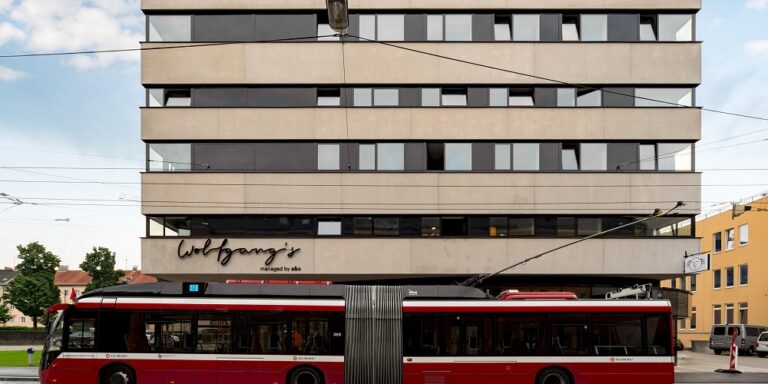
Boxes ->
[69,289,77,302]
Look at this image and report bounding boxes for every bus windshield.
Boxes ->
[41,311,64,370]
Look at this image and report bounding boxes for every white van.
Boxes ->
[710,324,768,355]
[757,331,768,358]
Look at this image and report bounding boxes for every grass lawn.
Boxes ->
[0,350,40,367]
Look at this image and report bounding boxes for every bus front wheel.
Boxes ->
[537,367,571,384]
[287,366,323,384]
[101,364,136,384]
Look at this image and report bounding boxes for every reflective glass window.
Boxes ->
[580,14,607,41]
[377,15,405,41]
[577,89,601,107]
[149,143,191,171]
[445,143,472,171]
[489,88,508,106]
[639,144,656,170]
[580,143,607,171]
[513,143,539,171]
[445,15,472,41]
[316,24,339,41]
[359,144,376,170]
[317,220,342,236]
[317,144,340,170]
[659,15,693,41]
[359,15,376,40]
[513,15,540,41]
[377,143,404,170]
[495,144,511,170]
[494,16,511,41]
[635,88,693,107]
[421,88,441,106]
[427,15,443,40]
[509,217,535,236]
[441,89,467,106]
[374,89,399,106]
[561,144,579,170]
[557,88,576,107]
[148,15,191,42]
[657,143,691,171]
[354,88,372,107]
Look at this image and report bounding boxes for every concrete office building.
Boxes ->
[140,0,702,296]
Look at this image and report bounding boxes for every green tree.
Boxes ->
[80,247,124,293]
[0,301,12,324]
[6,242,61,329]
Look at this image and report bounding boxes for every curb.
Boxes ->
[0,377,38,382]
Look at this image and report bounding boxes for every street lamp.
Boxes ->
[325,0,349,35]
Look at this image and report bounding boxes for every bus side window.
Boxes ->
[66,311,96,351]
[549,315,589,356]
[233,313,288,355]
[145,312,194,353]
[197,313,232,353]
[646,315,671,356]
[497,315,546,356]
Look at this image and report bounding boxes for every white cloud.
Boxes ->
[745,40,768,55]
[746,0,768,9]
[0,22,24,45]
[0,64,26,80]
[0,0,12,13]
[5,0,143,70]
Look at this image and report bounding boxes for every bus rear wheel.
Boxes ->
[101,364,135,384]
[537,367,571,384]
[287,366,323,384]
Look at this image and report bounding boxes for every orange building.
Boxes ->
[663,193,768,348]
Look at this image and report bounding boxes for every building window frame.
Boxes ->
[739,224,748,246]
[713,269,721,289]
[739,264,748,286]
[712,232,722,253]
[725,228,735,251]
[712,304,722,325]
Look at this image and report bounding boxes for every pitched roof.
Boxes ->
[54,270,158,286]
[0,270,18,286]
[54,270,91,286]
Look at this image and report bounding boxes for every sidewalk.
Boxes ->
[676,350,768,373]
[0,367,36,382]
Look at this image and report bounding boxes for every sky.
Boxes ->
[0,0,767,269]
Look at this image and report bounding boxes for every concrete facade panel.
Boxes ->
[141,172,701,215]
[141,237,700,281]
[141,43,701,85]
[143,0,701,11]
[142,108,701,141]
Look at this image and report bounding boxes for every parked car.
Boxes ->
[758,331,768,358]
[710,324,768,356]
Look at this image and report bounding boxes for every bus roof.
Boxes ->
[79,282,488,300]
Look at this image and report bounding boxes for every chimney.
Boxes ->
[58,265,69,272]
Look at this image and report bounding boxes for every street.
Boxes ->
[1,351,765,384]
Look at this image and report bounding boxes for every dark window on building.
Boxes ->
[739,264,748,285]
[557,217,576,237]
[577,217,602,236]
[713,232,722,252]
[489,217,509,237]
[535,216,557,237]
[374,217,399,236]
[509,218,535,236]
[353,217,373,236]
[726,267,734,288]
[399,217,421,237]
[690,274,697,292]
[468,217,490,236]
[713,269,721,289]
[427,143,445,171]
[421,217,441,237]
[441,217,467,236]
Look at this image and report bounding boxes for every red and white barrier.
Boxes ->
[715,327,742,374]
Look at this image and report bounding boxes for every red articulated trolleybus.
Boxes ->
[40,282,674,384]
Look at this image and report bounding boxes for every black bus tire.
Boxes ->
[287,366,323,384]
[100,364,136,384]
[537,367,572,384]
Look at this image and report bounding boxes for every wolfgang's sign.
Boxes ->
[177,238,301,266]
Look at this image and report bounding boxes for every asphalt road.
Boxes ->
[1,351,765,383]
